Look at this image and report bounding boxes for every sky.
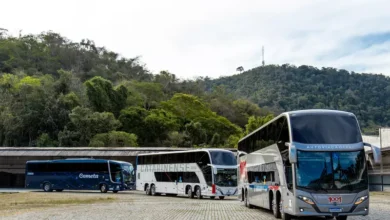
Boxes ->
[2,0,390,79]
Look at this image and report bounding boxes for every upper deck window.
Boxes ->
[290,113,362,144]
[209,151,237,165]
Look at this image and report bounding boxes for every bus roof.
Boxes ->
[286,109,354,116]
[137,148,234,157]
[238,109,355,143]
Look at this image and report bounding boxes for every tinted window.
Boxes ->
[290,113,362,144]
[154,172,200,183]
[110,162,122,182]
[210,151,236,165]
[238,116,290,154]
[201,166,213,186]
[296,150,367,192]
[27,162,108,172]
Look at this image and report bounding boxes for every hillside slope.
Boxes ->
[207,64,390,134]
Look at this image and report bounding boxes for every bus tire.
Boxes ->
[281,212,292,220]
[195,186,202,199]
[145,184,151,195]
[43,182,53,192]
[113,190,118,193]
[187,187,194,199]
[55,189,63,192]
[100,184,108,193]
[151,184,157,196]
[273,194,281,218]
[210,196,215,199]
[336,217,347,220]
[219,196,225,200]
[245,189,253,208]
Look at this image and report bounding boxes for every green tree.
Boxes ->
[84,76,128,116]
[66,107,121,146]
[118,106,149,144]
[245,114,274,135]
[144,109,179,145]
[89,131,138,147]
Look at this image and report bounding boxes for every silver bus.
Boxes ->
[238,109,381,220]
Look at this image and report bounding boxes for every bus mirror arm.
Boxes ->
[364,142,382,164]
[287,143,297,163]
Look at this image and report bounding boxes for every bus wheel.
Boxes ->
[151,185,157,196]
[195,187,202,199]
[145,185,151,195]
[336,217,347,220]
[272,196,281,218]
[187,187,194,199]
[244,190,253,208]
[219,196,225,200]
[55,189,63,192]
[43,183,53,192]
[113,190,118,193]
[210,196,215,199]
[100,184,108,193]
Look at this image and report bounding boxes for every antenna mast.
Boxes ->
[262,46,265,66]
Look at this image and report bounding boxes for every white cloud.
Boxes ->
[1,0,390,78]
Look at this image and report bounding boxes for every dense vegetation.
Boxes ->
[207,64,390,134]
[1,29,387,147]
[0,30,271,147]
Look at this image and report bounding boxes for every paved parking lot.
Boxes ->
[1,191,389,220]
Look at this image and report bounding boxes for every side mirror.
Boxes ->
[364,142,382,164]
[287,142,297,163]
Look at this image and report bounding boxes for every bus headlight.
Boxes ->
[298,196,315,205]
[354,196,368,205]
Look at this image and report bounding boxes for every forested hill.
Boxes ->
[1,30,387,148]
[0,30,270,147]
[207,64,390,134]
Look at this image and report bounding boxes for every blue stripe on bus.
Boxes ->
[249,184,269,189]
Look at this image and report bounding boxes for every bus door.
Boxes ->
[109,162,123,189]
[248,170,269,207]
[176,172,186,195]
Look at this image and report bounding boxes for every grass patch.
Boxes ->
[0,192,116,216]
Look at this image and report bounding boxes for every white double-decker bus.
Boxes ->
[136,149,238,199]
[238,110,381,220]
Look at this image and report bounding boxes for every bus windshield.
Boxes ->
[215,168,237,187]
[210,151,237,165]
[290,113,362,144]
[296,150,367,192]
[121,163,134,183]
[110,162,123,183]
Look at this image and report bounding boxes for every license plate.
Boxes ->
[329,208,342,212]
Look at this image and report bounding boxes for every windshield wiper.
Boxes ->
[314,181,328,192]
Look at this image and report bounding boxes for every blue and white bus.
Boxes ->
[25,158,135,193]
